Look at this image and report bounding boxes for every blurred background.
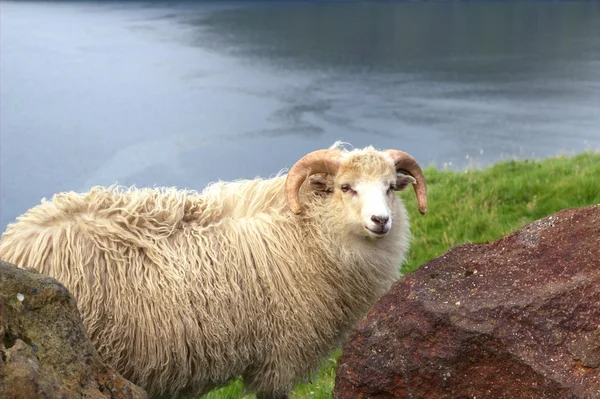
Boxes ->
[2,0,600,231]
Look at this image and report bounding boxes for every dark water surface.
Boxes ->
[2,1,600,230]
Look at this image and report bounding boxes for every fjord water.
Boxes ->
[1,1,600,231]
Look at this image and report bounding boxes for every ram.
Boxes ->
[0,143,427,399]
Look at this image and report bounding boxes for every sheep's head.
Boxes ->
[285,144,428,239]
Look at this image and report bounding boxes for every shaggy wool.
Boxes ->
[0,146,413,397]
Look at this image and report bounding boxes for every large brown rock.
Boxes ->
[335,205,600,398]
[0,261,147,399]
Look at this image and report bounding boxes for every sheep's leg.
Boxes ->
[256,393,289,399]
[243,364,291,399]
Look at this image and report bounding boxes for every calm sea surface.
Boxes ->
[2,1,600,230]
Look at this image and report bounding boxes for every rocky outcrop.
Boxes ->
[0,261,147,399]
[334,205,600,398]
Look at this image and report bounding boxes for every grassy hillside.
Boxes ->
[201,151,600,399]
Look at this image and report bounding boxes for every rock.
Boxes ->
[0,261,148,399]
[334,205,600,399]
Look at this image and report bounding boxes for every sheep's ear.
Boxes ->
[309,173,333,195]
[395,173,417,191]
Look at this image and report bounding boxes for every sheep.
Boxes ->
[0,142,427,399]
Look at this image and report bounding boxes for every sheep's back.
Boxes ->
[0,186,242,394]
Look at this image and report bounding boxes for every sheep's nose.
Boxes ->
[371,215,389,226]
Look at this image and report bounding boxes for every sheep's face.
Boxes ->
[331,151,415,240]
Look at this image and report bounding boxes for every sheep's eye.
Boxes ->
[388,184,398,192]
[341,184,353,193]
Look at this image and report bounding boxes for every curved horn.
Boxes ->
[384,149,428,215]
[285,149,342,214]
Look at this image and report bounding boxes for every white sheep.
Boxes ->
[0,143,427,399]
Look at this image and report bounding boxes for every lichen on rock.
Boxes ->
[0,261,147,399]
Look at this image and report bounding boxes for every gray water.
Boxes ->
[2,1,600,231]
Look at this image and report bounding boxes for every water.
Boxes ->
[2,1,600,231]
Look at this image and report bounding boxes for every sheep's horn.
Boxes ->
[285,149,342,214]
[384,149,428,215]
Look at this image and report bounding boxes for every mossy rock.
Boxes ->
[0,261,147,399]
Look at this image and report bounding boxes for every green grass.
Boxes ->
[199,152,600,399]
[401,151,600,274]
